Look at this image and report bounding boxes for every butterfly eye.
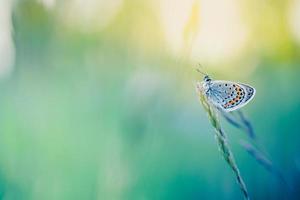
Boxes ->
[204,76,211,82]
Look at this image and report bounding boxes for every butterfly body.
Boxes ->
[201,75,255,112]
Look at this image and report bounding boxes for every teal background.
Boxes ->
[0,0,300,199]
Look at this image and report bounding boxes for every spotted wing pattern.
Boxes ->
[240,83,255,102]
[207,81,255,112]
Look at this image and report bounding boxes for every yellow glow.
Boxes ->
[61,0,123,32]
[0,1,14,78]
[191,0,249,64]
[159,0,196,55]
[160,0,249,65]
[288,0,300,45]
[39,0,56,9]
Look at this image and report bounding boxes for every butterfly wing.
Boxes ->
[207,81,255,112]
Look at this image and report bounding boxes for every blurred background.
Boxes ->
[0,0,300,199]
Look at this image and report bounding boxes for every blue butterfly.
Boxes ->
[197,70,256,112]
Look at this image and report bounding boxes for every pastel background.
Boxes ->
[0,0,300,199]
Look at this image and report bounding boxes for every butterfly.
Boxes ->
[197,69,256,112]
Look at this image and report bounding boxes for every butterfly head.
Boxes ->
[196,67,212,91]
[203,75,212,83]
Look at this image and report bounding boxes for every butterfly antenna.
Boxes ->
[196,63,208,76]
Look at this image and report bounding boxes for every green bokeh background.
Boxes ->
[0,0,300,199]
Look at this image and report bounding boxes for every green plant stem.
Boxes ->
[197,84,250,200]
